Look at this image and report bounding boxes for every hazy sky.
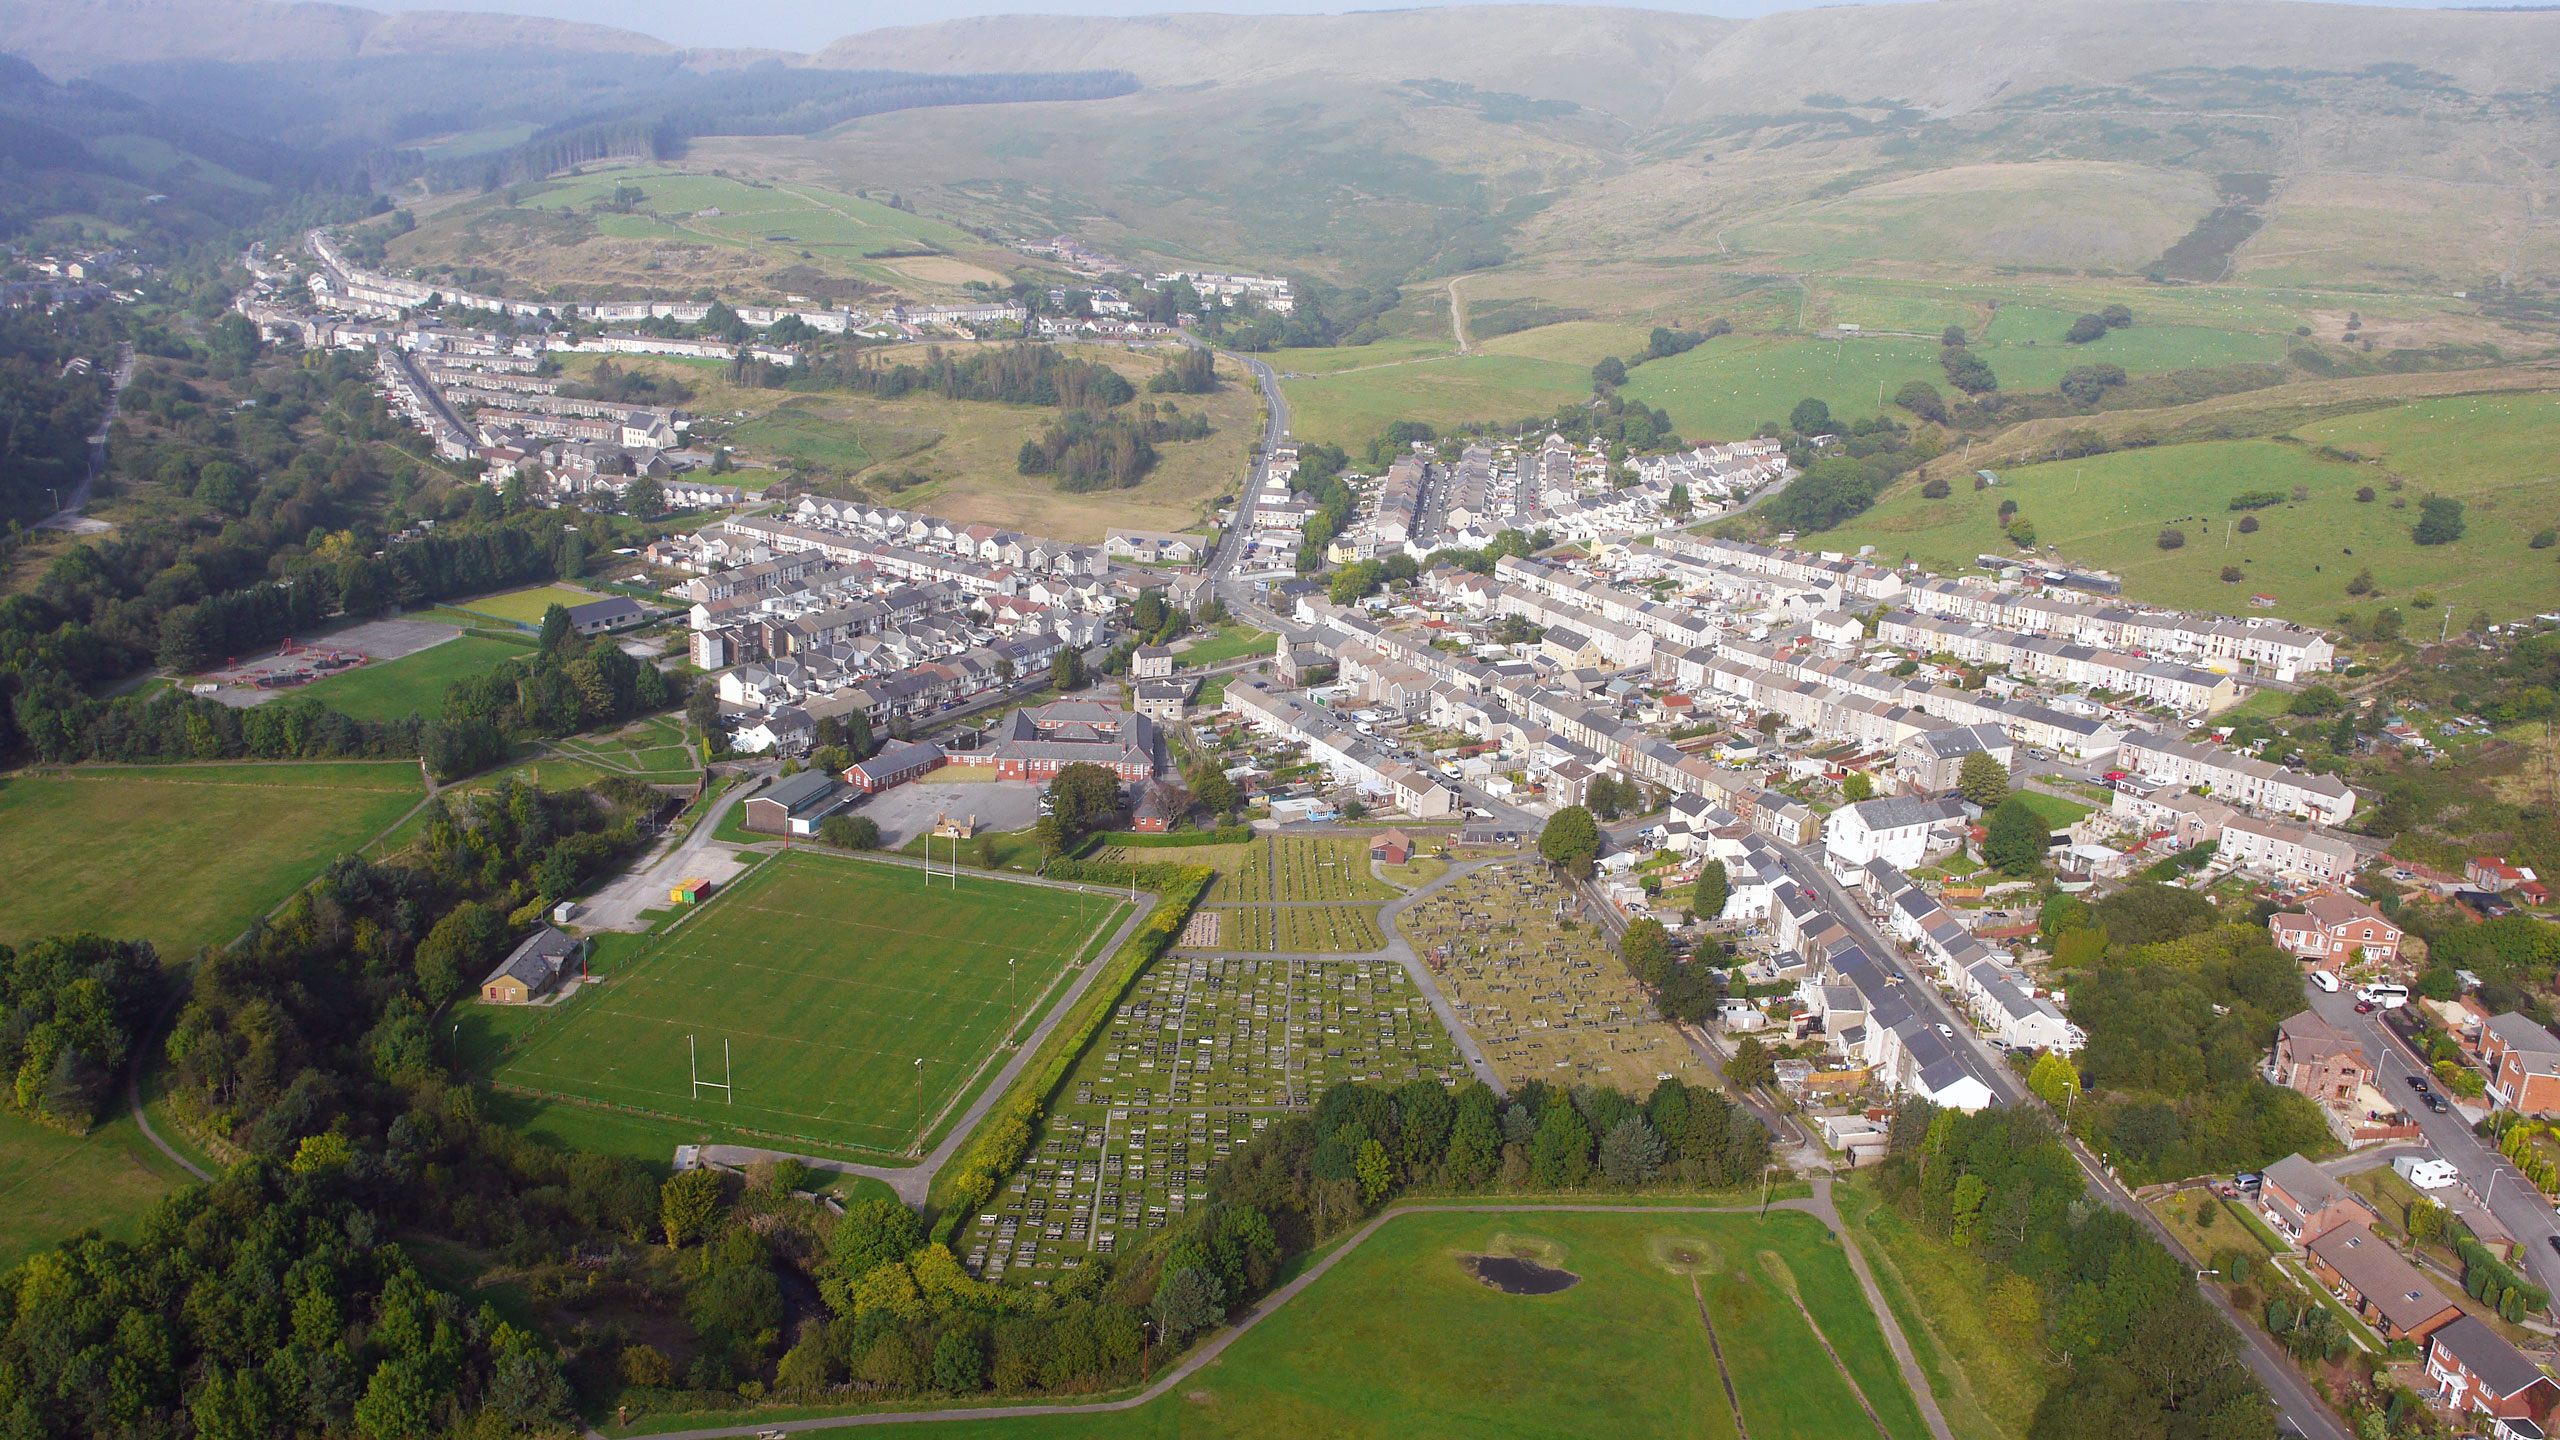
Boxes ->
[352,0,2503,53]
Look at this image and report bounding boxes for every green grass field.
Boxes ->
[889,1208,1925,1440]
[730,398,889,473]
[0,763,426,958]
[290,634,532,722]
[0,1108,195,1272]
[2008,791,2094,831]
[1624,315,2287,442]
[453,585,610,626]
[1821,425,2560,626]
[488,853,1130,1157]
[1177,625,1275,666]
[1281,353,1592,450]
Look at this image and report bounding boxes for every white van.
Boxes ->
[2357,983,2410,1010]
[2310,970,2340,993]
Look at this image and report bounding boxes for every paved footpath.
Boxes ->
[596,1178,1952,1440]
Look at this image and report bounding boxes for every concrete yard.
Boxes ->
[849,776,1046,850]
[198,616,463,707]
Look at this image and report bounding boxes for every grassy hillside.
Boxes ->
[655,341,1261,539]
[1822,395,2560,626]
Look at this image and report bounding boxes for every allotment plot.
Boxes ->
[490,853,1129,1158]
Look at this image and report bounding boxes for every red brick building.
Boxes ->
[2427,1314,2560,1434]
[2482,1012,2560,1116]
[987,701,1158,783]
[2268,892,2402,967]
[844,739,945,795]
[2304,1223,2463,1343]
[2259,1153,2373,1246]
[2271,1010,2372,1106]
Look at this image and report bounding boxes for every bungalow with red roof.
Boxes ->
[2304,1223,2463,1343]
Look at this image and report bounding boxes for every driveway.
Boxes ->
[578,773,765,932]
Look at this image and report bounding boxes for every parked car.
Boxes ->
[2546,1235,2560,1260]
[2427,1094,2450,1114]
[2355,999,2376,1014]
[1935,1022,1954,1039]
[2232,1172,2263,1194]
[2405,1074,2431,1094]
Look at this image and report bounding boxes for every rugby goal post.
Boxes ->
[689,1034,733,1104]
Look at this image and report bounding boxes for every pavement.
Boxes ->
[200,615,466,708]
[851,777,1045,851]
[39,341,131,535]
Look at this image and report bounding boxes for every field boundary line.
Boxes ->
[1691,1273,1753,1440]
[607,1192,1926,1440]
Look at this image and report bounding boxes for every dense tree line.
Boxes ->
[1016,410,1158,491]
[2040,891,2332,1184]
[0,772,667,1438]
[810,344,1134,409]
[1873,1102,2275,1440]
[1223,1076,1775,1239]
[0,305,112,527]
[0,933,162,1134]
[1148,347,1217,394]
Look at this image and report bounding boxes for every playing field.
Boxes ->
[488,853,1131,1157]
[914,1207,1928,1440]
[292,633,532,721]
[451,585,612,626]
[0,762,427,958]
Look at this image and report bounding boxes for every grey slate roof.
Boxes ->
[484,926,580,994]
[2429,1313,2553,1400]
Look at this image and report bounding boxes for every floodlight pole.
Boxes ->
[914,1056,926,1153]
[724,1038,733,1105]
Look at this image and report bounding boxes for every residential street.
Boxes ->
[2300,984,2560,1299]
[1770,839,2346,1440]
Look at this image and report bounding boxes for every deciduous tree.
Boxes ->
[1538,805,1601,877]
